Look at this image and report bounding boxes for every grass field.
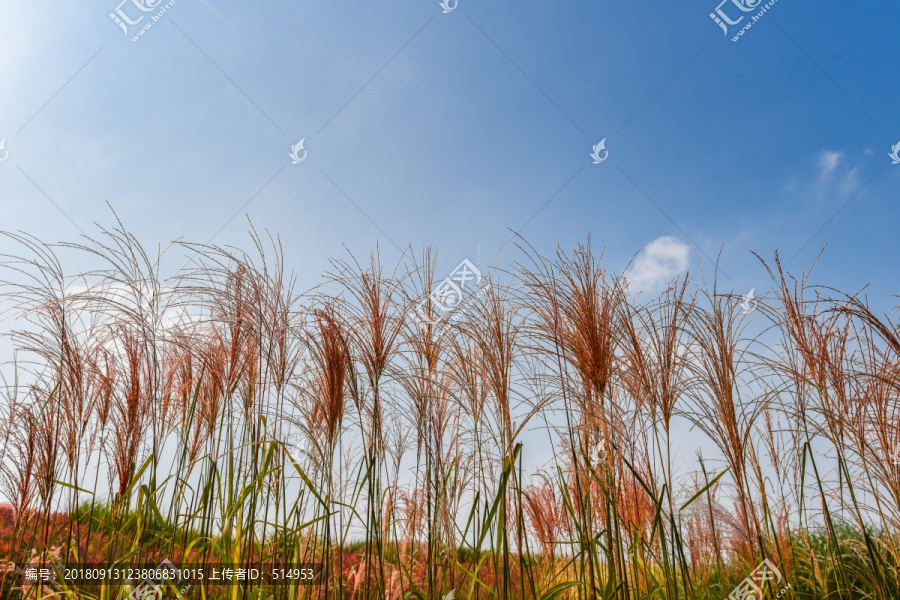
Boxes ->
[0,223,898,599]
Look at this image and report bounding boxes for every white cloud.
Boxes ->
[814,149,859,197]
[625,236,689,293]
[817,151,842,177]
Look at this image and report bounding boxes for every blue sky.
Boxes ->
[1,0,898,307]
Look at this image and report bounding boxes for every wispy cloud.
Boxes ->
[625,236,689,293]
[817,151,842,177]
[814,149,860,198]
[784,150,864,207]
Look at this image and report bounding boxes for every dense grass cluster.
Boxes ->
[0,221,899,599]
